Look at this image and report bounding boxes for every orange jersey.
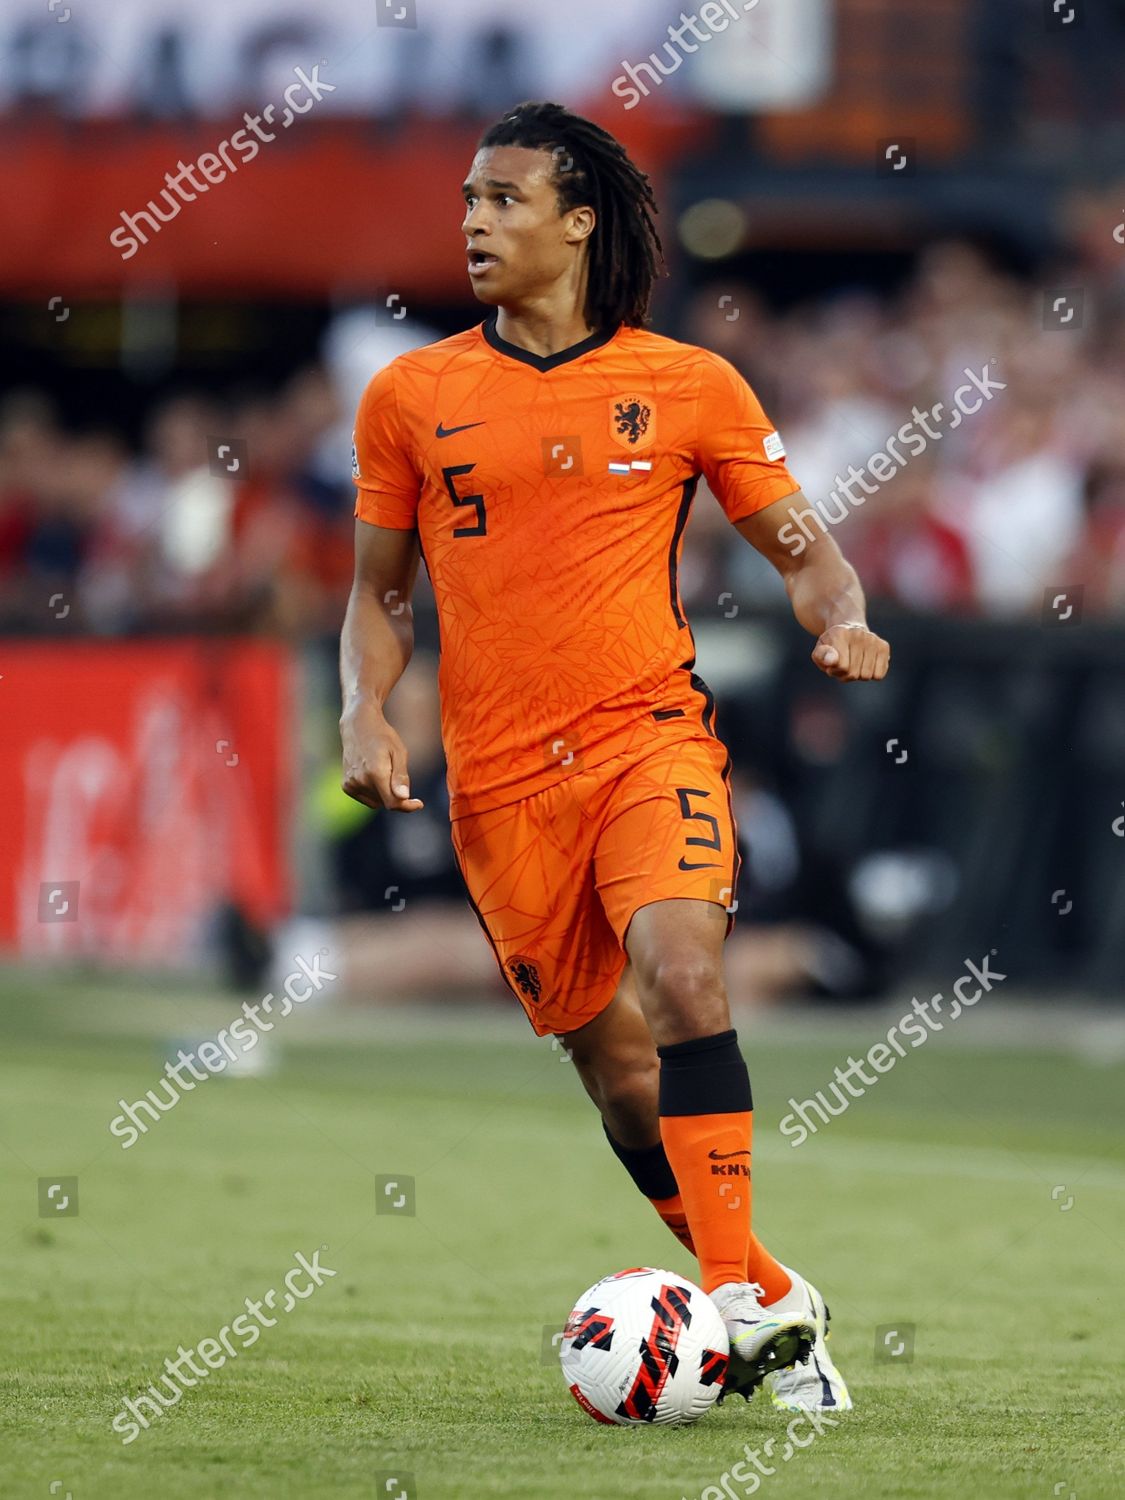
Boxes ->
[353,317,799,818]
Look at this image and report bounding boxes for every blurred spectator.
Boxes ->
[849,457,975,615]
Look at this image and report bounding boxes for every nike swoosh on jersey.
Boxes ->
[436,420,485,438]
[677,858,722,871]
[708,1148,751,1159]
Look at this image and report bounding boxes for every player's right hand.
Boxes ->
[340,704,425,812]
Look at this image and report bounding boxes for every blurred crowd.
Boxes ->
[3,236,1125,636]
[0,369,352,637]
[685,234,1125,621]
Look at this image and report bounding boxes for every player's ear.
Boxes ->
[564,205,596,247]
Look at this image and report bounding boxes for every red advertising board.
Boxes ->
[0,116,697,298]
[0,639,294,965]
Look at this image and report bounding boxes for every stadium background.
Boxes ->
[2,4,1124,1498]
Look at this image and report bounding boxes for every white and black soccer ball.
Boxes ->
[559,1267,729,1426]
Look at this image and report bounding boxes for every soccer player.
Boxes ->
[341,101,888,1410]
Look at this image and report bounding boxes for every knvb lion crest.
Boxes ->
[506,954,543,1004]
[609,394,655,451]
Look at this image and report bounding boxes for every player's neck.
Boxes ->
[493,303,600,359]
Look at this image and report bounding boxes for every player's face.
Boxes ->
[461,146,591,308]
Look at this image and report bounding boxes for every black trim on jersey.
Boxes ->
[481,313,619,372]
[686,664,718,739]
[680,654,742,915]
[667,475,700,628]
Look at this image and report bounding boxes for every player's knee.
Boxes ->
[599,1048,658,1109]
[597,1055,659,1141]
[640,958,728,1040]
[645,955,724,1008]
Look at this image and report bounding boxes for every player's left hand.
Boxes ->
[811,622,890,682]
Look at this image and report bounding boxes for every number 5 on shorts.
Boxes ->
[675,786,722,871]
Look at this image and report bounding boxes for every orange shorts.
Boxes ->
[450,732,741,1037]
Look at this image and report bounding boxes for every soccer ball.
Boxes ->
[559,1267,729,1426]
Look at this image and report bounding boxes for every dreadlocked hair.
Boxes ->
[478,100,665,332]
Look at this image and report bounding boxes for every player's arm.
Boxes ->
[733,497,890,682]
[339,519,425,811]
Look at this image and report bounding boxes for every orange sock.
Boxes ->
[603,1116,789,1296]
[659,1109,751,1291]
[746,1233,792,1303]
[647,1194,791,1304]
[657,1029,756,1294]
[602,1123,699,1258]
[649,1192,696,1254]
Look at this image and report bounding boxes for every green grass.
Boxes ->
[1,972,1123,1499]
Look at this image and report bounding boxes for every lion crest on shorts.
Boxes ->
[505,954,543,1004]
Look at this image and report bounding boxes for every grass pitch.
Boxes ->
[1,972,1123,1499]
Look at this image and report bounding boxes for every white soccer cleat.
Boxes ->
[710,1281,815,1401]
[763,1269,852,1412]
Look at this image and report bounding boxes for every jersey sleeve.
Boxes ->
[352,361,421,529]
[695,352,800,523]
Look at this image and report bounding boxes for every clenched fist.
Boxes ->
[811,622,890,682]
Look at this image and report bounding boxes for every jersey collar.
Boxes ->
[481,313,620,372]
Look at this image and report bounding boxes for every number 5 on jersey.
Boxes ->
[443,463,487,537]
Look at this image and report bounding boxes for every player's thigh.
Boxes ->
[450,786,624,1037]
[593,736,737,1038]
[594,734,739,946]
